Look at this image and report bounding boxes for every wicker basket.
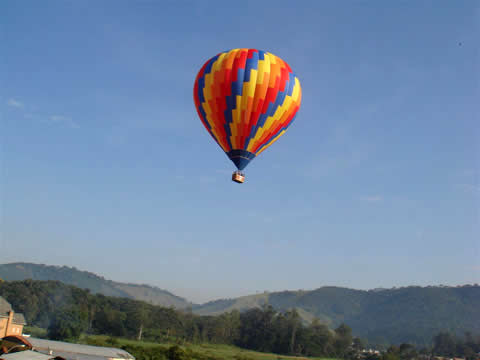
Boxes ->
[232,172,245,183]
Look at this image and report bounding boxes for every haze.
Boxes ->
[1,1,479,303]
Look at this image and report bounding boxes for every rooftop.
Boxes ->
[28,337,134,360]
[0,298,12,314]
[0,297,26,325]
[0,350,56,360]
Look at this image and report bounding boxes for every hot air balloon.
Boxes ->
[193,49,302,183]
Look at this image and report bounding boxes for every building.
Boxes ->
[0,298,26,338]
[0,336,135,360]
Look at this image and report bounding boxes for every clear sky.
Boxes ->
[1,1,479,304]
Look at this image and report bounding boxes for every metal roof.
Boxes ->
[0,297,12,314]
[28,338,135,360]
[0,297,27,325]
[0,350,56,360]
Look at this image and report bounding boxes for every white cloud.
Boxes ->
[6,97,78,129]
[49,115,79,129]
[360,195,383,203]
[7,98,24,108]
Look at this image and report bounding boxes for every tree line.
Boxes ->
[357,332,480,360]
[431,332,480,359]
[1,279,357,357]
[1,280,479,359]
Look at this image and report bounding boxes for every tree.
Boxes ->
[237,305,278,352]
[352,337,366,352]
[433,332,456,357]
[286,309,302,354]
[399,343,417,360]
[93,305,127,337]
[166,345,190,360]
[125,301,149,340]
[47,306,88,340]
[302,319,334,357]
[334,323,353,358]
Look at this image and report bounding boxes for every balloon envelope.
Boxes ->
[193,49,302,170]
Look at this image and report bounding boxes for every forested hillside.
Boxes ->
[1,279,480,359]
[0,262,190,308]
[194,286,480,345]
[0,280,357,358]
[1,262,479,346]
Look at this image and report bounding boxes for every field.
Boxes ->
[82,335,336,360]
[22,327,336,360]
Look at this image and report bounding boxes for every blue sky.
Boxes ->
[1,1,479,303]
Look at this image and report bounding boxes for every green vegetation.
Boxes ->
[2,263,479,347]
[2,279,480,359]
[80,335,337,360]
[47,305,89,340]
[355,332,480,360]
[1,261,480,349]
[0,280,355,358]
[0,262,190,308]
[431,332,480,359]
[4,278,479,360]
[3,262,479,346]
[23,326,47,338]
[196,286,480,346]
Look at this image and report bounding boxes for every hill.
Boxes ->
[193,286,480,345]
[0,262,191,309]
[1,262,478,346]
[0,280,355,358]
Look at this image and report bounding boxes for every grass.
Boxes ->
[80,335,337,360]
[22,326,47,338]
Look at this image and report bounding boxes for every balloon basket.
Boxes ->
[232,171,245,184]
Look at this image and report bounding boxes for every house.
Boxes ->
[0,336,134,360]
[0,298,26,338]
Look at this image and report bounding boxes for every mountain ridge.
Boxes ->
[193,285,480,344]
[0,262,192,309]
[1,262,478,345]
